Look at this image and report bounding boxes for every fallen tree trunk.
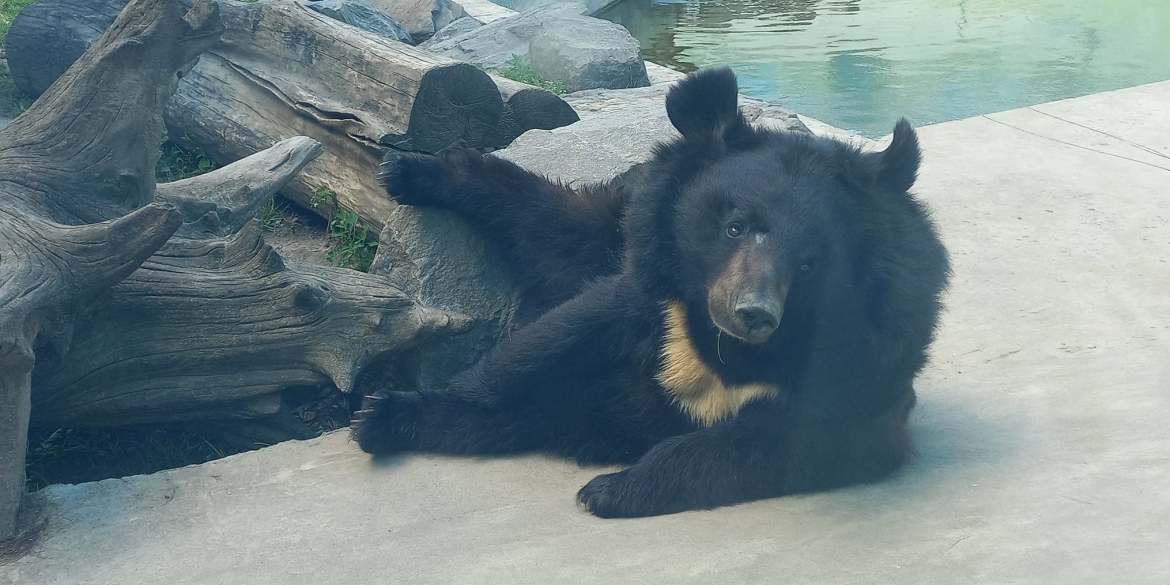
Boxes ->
[155,136,326,237]
[30,221,467,427]
[2,0,474,543]
[7,0,579,233]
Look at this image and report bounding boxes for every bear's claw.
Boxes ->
[577,471,643,519]
[351,390,423,455]
[378,150,445,207]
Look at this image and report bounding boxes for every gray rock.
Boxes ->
[368,0,465,43]
[419,16,483,49]
[494,85,809,186]
[527,19,648,92]
[450,0,516,24]
[306,0,414,44]
[493,0,623,16]
[0,118,10,132]
[493,86,672,186]
[370,206,518,391]
[424,2,587,70]
[644,61,686,85]
[428,3,647,90]
[739,96,811,135]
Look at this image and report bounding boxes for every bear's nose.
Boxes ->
[733,295,782,334]
[735,306,779,331]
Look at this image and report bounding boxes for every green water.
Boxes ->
[599,0,1170,137]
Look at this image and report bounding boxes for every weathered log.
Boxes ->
[0,0,219,544]
[7,0,580,232]
[2,0,223,223]
[0,206,183,540]
[2,0,479,543]
[162,49,399,232]
[156,136,323,236]
[30,221,469,427]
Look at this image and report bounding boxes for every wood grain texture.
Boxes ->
[1,0,478,542]
[7,0,580,234]
[30,222,469,427]
[0,0,215,542]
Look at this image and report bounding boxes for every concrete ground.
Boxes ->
[4,81,1169,585]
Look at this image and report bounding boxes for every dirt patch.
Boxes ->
[262,196,336,265]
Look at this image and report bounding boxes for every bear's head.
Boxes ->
[624,67,924,346]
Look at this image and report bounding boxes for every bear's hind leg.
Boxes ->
[352,389,541,456]
[352,383,662,465]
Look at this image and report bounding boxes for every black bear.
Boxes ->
[354,67,950,518]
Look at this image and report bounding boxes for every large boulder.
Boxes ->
[369,207,519,391]
[493,85,810,186]
[426,3,649,91]
[423,2,583,69]
[527,19,647,92]
[419,15,482,49]
[367,0,465,42]
[305,0,414,44]
[4,0,125,98]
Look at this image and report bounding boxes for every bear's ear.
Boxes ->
[873,119,921,193]
[666,66,744,139]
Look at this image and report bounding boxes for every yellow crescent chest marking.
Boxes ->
[656,301,780,427]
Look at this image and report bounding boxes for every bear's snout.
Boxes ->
[732,293,783,342]
[708,243,788,345]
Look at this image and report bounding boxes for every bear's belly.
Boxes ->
[656,302,779,427]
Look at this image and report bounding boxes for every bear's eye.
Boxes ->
[800,262,815,274]
[725,223,744,239]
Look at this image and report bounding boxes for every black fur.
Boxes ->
[355,67,950,518]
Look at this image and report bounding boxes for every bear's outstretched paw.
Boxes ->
[351,390,426,455]
[576,470,670,519]
[379,150,447,207]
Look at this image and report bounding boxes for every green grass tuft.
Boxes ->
[156,140,217,183]
[326,207,377,272]
[308,186,378,271]
[0,0,39,118]
[0,0,37,48]
[494,54,567,95]
[310,186,335,209]
[255,196,282,231]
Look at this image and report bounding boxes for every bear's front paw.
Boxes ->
[379,150,447,207]
[577,472,626,518]
[576,470,665,519]
[351,390,426,455]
